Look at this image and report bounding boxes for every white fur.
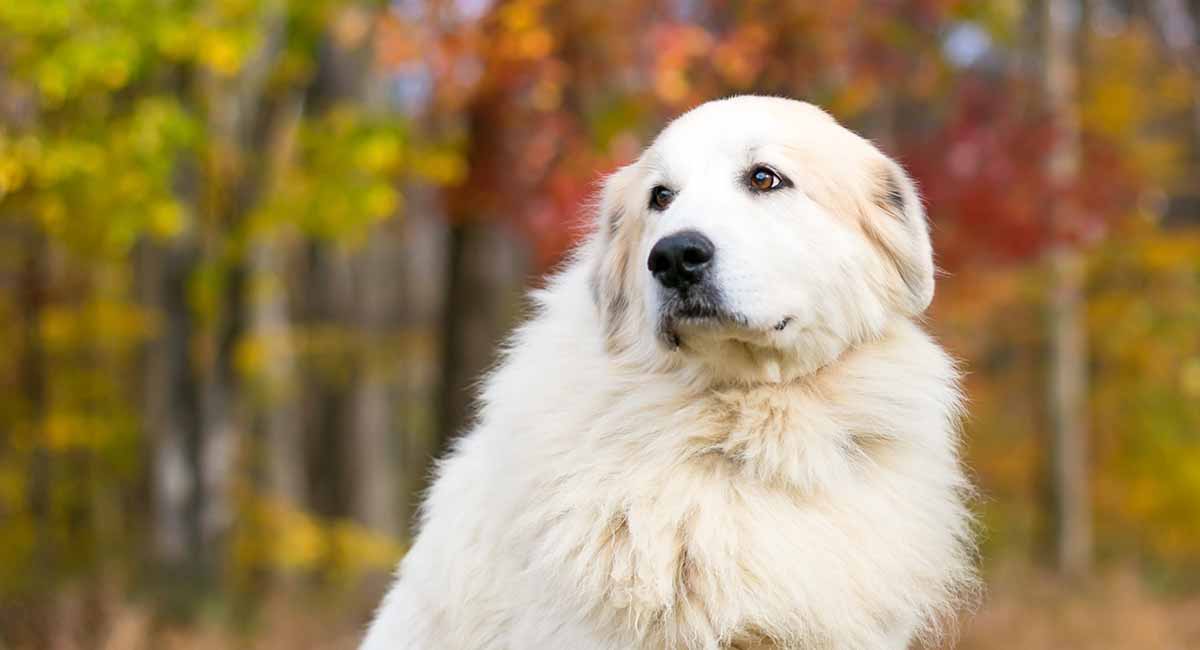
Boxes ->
[362,97,976,650]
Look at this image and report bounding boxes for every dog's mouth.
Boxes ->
[657,289,762,348]
[657,290,797,350]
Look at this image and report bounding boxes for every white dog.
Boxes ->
[362,96,976,650]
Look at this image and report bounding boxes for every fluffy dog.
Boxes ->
[362,96,976,650]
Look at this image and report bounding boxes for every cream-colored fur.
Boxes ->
[361,96,976,650]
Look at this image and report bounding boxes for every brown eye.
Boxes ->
[649,185,675,210]
[748,166,785,192]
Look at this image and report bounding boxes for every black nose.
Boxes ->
[647,230,715,290]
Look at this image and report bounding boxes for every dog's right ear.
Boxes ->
[589,164,641,342]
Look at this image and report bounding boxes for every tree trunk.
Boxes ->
[435,220,528,454]
[1047,246,1091,577]
[197,262,247,563]
[142,241,204,571]
[393,187,448,537]
[21,230,48,532]
[1148,0,1200,211]
[248,89,307,511]
[348,371,399,534]
[1042,0,1092,579]
[192,0,289,560]
[251,240,307,507]
[1190,6,1200,195]
[347,219,405,535]
[20,228,52,647]
[295,241,356,520]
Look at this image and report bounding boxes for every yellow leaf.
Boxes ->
[149,200,184,239]
[364,184,399,219]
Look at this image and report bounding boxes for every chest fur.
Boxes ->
[524,383,965,649]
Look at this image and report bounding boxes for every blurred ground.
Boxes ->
[34,565,1200,650]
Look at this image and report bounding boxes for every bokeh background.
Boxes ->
[2,0,1199,648]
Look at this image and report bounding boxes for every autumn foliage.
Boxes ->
[1,0,1199,648]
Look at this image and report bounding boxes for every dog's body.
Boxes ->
[362,97,975,650]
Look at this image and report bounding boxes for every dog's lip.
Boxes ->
[664,308,795,341]
[665,302,746,328]
[673,303,730,321]
[671,308,794,333]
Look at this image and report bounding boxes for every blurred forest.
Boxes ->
[1,0,1199,648]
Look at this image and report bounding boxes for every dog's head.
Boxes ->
[590,96,934,384]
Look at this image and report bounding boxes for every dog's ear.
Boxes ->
[589,164,641,342]
[861,159,935,316]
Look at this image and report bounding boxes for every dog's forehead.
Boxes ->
[649,96,848,171]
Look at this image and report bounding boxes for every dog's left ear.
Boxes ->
[862,159,935,316]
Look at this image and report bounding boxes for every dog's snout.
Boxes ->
[648,230,715,290]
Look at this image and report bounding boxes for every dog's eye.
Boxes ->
[748,166,786,192]
[649,185,675,211]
